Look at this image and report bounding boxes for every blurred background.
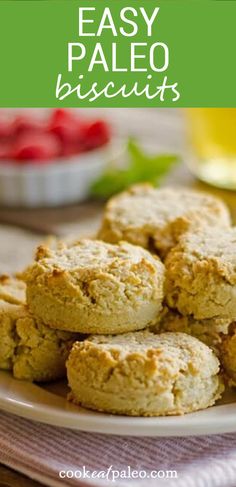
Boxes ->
[0,108,235,273]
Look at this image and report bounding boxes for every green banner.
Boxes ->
[0,1,235,107]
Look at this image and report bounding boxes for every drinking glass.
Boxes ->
[186,108,236,190]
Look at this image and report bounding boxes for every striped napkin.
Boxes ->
[0,411,236,487]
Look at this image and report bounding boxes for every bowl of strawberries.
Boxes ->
[0,109,111,207]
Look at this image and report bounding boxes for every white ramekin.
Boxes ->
[0,146,110,208]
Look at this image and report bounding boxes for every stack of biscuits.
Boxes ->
[1,184,236,417]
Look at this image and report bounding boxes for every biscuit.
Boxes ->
[0,275,26,305]
[0,278,78,382]
[220,323,236,386]
[0,300,24,370]
[97,184,231,257]
[152,307,231,353]
[67,330,223,416]
[165,227,236,320]
[14,312,78,382]
[24,239,165,334]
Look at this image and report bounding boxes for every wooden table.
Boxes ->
[0,465,41,487]
[0,108,236,486]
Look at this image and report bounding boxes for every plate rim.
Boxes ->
[0,372,236,437]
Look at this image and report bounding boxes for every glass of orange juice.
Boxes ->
[186,109,236,189]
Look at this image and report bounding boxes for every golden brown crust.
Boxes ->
[13,313,78,382]
[0,275,26,305]
[0,300,25,370]
[165,227,236,320]
[220,323,236,386]
[0,283,79,382]
[151,307,231,354]
[98,185,231,258]
[67,331,223,416]
[25,239,165,334]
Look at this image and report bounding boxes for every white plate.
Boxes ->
[0,371,236,437]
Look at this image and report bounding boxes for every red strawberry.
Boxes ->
[13,114,45,136]
[0,142,11,160]
[0,119,14,140]
[48,109,80,144]
[61,142,81,157]
[11,133,61,162]
[83,120,110,150]
[48,109,89,157]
